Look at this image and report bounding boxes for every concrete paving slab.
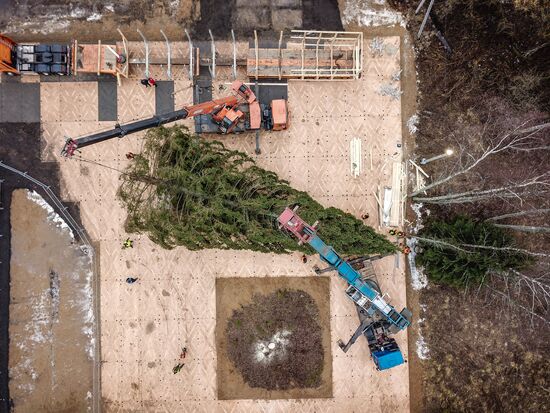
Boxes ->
[40,82,98,123]
[233,8,272,30]
[0,83,40,123]
[272,9,303,31]
[155,81,174,115]
[235,0,271,7]
[117,80,155,123]
[98,80,118,122]
[272,0,302,8]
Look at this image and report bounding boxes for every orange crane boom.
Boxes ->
[60,81,287,157]
[62,95,240,157]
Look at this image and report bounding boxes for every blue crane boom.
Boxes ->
[278,206,412,370]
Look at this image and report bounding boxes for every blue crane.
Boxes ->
[278,206,412,371]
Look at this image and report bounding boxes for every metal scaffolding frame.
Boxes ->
[136,29,149,78]
[254,30,259,80]
[231,29,237,80]
[160,29,171,79]
[278,30,283,80]
[208,29,216,79]
[184,29,194,80]
[286,30,363,80]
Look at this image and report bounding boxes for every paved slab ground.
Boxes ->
[39,36,409,412]
[0,83,40,123]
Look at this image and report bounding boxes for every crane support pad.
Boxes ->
[98,80,117,121]
[155,81,174,115]
[0,83,40,123]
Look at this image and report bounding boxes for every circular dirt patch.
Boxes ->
[226,289,324,390]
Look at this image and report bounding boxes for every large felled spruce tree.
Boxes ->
[118,126,395,255]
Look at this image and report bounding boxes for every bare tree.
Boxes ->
[415,235,550,258]
[413,172,550,204]
[483,208,550,233]
[486,208,550,221]
[486,269,550,325]
[491,224,550,234]
[411,120,550,197]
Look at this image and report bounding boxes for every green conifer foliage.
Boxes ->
[118,126,395,255]
[417,216,529,287]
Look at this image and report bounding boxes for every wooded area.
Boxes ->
[391,0,549,410]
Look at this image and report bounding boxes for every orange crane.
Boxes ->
[62,81,288,157]
[0,35,18,75]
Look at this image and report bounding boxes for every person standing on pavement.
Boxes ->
[122,238,133,249]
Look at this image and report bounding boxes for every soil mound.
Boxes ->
[226,289,324,390]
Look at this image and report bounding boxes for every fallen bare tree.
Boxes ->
[490,224,550,234]
[414,172,550,204]
[486,208,550,221]
[485,208,550,233]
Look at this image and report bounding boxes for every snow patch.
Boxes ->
[26,190,74,239]
[407,203,429,290]
[407,114,419,134]
[415,313,430,360]
[80,282,95,360]
[11,358,38,393]
[25,189,95,359]
[86,12,103,21]
[4,18,71,35]
[254,330,291,364]
[70,7,87,18]
[72,250,95,360]
[170,0,181,12]
[378,84,402,100]
[105,4,115,12]
[342,1,404,27]
[370,37,386,56]
[416,330,430,360]
[27,290,54,344]
[416,304,430,360]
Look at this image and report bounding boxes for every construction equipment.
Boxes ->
[0,35,70,75]
[278,206,412,371]
[232,79,257,103]
[211,103,245,134]
[61,81,286,157]
[62,95,238,157]
[271,100,288,131]
[71,39,128,78]
[0,34,128,78]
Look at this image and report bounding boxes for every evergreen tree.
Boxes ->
[118,126,395,255]
[417,216,529,287]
